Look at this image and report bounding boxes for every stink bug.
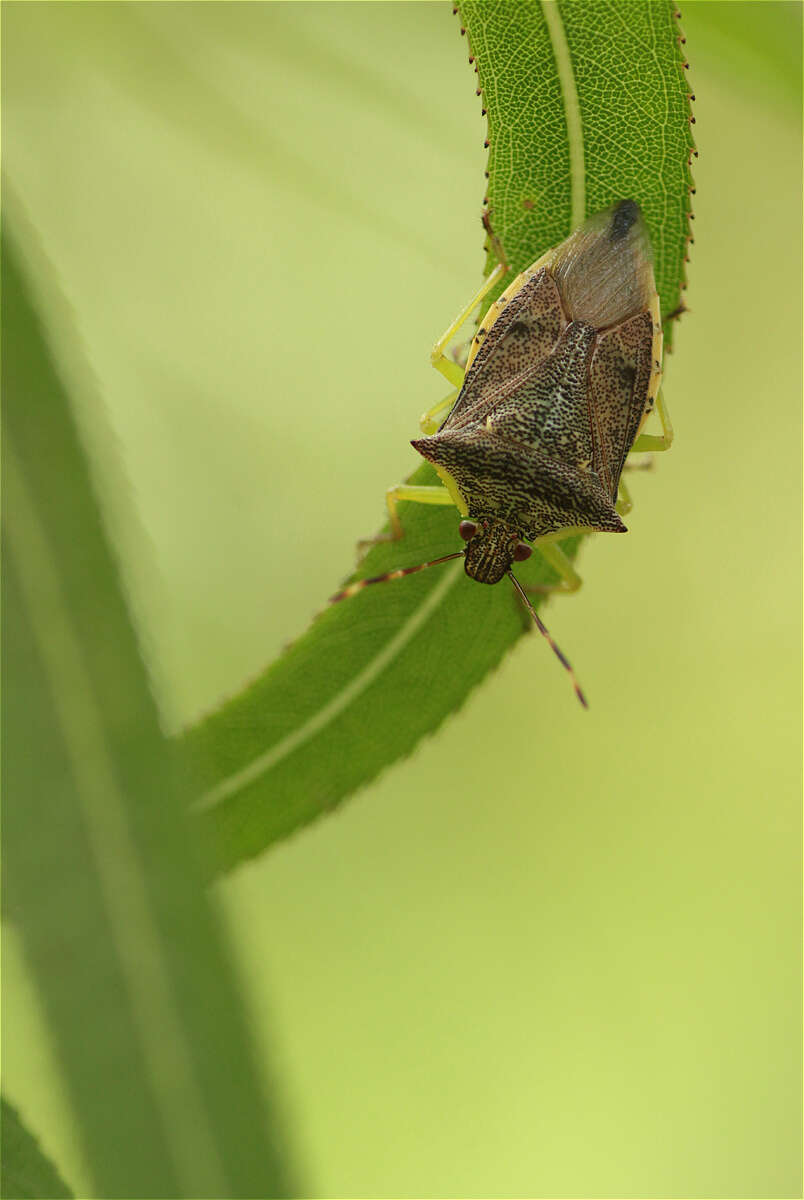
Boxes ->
[332,200,674,706]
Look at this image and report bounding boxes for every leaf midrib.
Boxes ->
[192,559,464,812]
[542,0,585,227]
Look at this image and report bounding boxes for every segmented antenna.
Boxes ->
[329,552,465,604]
[507,570,588,708]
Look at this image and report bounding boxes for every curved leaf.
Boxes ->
[183,0,694,876]
[3,231,299,1197]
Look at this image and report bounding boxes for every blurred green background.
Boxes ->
[3,2,801,1196]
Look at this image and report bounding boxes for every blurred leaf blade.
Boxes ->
[684,0,801,109]
[1,1098,74,1200]
[183,0,694,877]
[2,231,298,1197]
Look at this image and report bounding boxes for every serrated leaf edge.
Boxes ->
[192,561,464,814]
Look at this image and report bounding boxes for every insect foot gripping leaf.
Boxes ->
[333,200,667,708]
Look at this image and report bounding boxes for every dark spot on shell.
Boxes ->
[610,200,640,241]
[617,359,636,388]
[509,321,532,340]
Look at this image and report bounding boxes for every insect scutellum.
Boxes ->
[331,199,673,707]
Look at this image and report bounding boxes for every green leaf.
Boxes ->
[468,0,695,335]
[1,1098,74,1199]
[3,230,299,1196]
[183,0,694,876]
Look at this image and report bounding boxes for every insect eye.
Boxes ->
[512,541,532,562]
[458,520,479,541]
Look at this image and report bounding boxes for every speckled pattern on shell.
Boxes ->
[412,200,660,585]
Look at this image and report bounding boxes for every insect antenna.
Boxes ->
[330,552,465,604]
[507,570,588,709]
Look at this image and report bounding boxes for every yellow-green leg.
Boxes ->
[616,476,634,516]
[360,232,507,556]
[356,397,460,556]
[357,483,454,555]
[519,539,583,595]
[630,389,674,454]
[617,389,673,512]
[617,453,660,512]
[430,261,507,386]
[419,388,459,435]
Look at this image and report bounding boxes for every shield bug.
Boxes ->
[332,200,674,706]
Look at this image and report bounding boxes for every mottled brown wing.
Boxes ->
[485,322,597,469]
[441,268,566,432]
[588,311,654,500]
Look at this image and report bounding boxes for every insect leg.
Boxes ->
[419,388,459,435]
[356,483,455,556]
[630,389,674,454]
[519,541,583,595]
[430,261,507,386]
[616,477,633,516]
[618,454,660,510]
